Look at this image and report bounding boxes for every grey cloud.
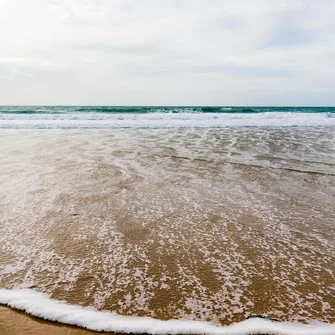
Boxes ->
[193,64,291,77]
[260,23,317,49]
[77,42,163,55]
[119,61,292,79]
[258,5,324,49]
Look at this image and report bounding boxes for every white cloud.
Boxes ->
[0,0,334,105]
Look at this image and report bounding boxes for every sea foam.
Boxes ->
[0,289,334,335]
[0,112,335,128]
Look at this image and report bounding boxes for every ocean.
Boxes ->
[0,107,334,335]
[0,106,334,128]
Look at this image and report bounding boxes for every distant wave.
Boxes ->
[0,289,334,335]
[0,106,335,129]
[0,106,334,115]
[199,107,260,113]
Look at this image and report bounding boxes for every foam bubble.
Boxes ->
[0,289,334,335]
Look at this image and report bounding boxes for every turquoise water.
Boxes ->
[0,106,334,114]
[0,106,334,128]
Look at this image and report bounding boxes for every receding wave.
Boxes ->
[0,289,334,335]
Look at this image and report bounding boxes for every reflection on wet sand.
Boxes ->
[0,306,100,335]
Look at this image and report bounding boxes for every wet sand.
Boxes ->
[0,306,272,335]
[0,128,334,334]
[0,306,106,335]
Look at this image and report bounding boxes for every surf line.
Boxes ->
[0,289,334,335]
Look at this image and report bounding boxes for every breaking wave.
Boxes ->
[0,106,334,128]
[0,106,334,114]
[0,109,335,128]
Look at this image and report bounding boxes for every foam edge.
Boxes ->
[0,289,334,335]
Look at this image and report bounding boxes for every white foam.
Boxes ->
[0,289,334,334]
[0,112,335,128]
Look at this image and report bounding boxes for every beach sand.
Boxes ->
[0,306,275,335]
[0,306,110,335]
[0,128,334,334]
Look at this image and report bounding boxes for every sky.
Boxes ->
[0,0,334,105]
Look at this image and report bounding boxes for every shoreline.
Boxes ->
[1,303,334,335]
[0,306,117,335]
[1,288,335,335]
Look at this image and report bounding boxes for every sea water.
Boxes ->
[0,106,334,128]
[0,107,334,334]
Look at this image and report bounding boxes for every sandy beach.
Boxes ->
[2,0,335,332]
[0,128,334,334]
[0,306,274,335]
[0,306,112,335]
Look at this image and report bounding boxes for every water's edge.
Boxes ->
[0,289,334,335]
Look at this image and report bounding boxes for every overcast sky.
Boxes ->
[0,0,334,105]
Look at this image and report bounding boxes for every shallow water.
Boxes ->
[0,128,334,328]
